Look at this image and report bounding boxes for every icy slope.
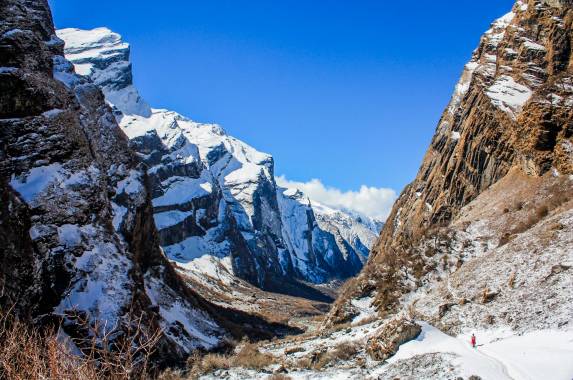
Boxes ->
[57,27,382,291]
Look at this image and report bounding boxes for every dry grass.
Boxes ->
[0,308,161,380]
[508,271,516,289]
[292,340,360,370]
[0,316,98,380]
[195,353,231,373]
[499,187,571,246]
[329,341,360,361]
[233,342,277,370]
[187,341,278,378]
[284,346,305,355]
[351,314,378,327]
[267,374,292,380]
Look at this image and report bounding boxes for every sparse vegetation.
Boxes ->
[499,186,571,247]
[267,374,292,380]
[351,314,378,327]
[508,271,516,288]
[190,353,231,375]
[292,340,360,370]
[330,341,360,361]
[233,342,277,370]
[284,346,305,355]
[0,308,161,380]
[186,341,278,378]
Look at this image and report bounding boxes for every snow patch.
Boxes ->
[486,76,532,118]
[10,163,65,203]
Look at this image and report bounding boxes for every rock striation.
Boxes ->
[0,0,230,366]
[327,0,573,326]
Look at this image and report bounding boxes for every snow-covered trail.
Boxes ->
[477,330,573,380]
[382,323,573,380]
[382,322,513,379]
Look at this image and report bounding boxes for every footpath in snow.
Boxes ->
[381,322,573,380]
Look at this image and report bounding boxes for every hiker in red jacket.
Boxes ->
[471,333,476,348]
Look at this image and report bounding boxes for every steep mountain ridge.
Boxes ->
[57,27,382,298]
[327,0,573,326]
[0,0,238,366]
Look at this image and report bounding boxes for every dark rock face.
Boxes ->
[0,0,225,363]
[327,0,573,326]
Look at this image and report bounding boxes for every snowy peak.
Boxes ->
[58,26,381,292]
[56,27,151,117]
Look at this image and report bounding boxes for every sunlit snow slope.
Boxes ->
[57,27,383,297]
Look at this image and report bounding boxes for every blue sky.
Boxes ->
[49,0,515,216]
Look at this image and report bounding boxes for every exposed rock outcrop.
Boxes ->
[0,0,226,366]
[366,317,421,361]
[327,0,573,326]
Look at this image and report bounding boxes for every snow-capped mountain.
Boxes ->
[57,27,382,295]
[0,0,227,364]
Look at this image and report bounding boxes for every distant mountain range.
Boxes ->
[57,26,383,296]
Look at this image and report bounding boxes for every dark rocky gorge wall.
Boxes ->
[327,0,573,326]
[0,0,378,366]
[0,0,244,366]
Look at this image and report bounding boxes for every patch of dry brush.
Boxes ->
[0,308,161,380]
[185,342,278,378]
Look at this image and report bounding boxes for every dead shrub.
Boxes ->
[157,368,185,380]
[0,308,161,380]
[284,346,305,355]
[536,205,549,219]
[330,341,360,361]
[294,356,312,370]
[498,232,513,247]
[351,314,378,327]
[232,342,276,370]
[508,271,516,288]
[292,341,359,370]
[198,354,231,373]
[188,342,277,377]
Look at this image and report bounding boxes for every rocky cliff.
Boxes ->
[0,0,232,366]
[327,0,573,327]
[57,27,382,299]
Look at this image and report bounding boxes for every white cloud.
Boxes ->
[276,175,397,220]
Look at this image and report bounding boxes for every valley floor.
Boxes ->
[199,320,573,380]
[194,172,573,380]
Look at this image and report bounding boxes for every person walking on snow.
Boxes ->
[471,333,476,348]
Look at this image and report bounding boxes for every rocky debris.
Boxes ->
[57,27,382,295]
[409,177,573,335]
[327,0,573,327]
[366,317,422,361]
[376,353,461,380]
